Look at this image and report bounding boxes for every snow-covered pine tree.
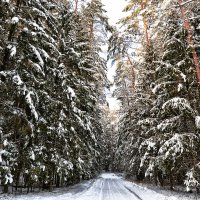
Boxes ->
[100,105,118,171]
[108,30,140,174]
[113,0,200,190]
[0,0,110,193]
[0,0,66,192]
[126,42,158,182]
[76,0,111,176]
[121,0,149,47]
[140,0,200,189]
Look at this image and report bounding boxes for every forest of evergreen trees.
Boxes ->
[110,0,200,192]
[0,0,112,193]
[0,0,200,195]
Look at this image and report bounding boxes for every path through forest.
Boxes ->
[1,173,194,200]
[73,173,141,200]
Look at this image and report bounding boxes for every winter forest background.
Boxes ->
[0,0,200,195]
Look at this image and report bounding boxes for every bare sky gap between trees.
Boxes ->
[102,0,127,110]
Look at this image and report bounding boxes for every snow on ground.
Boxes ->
[0,173,197,200]
[125,181,199,200]
[123,180,197,200]
[99,173,121,179]
[0,180,94,200]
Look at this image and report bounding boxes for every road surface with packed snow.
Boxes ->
[73,173,142,200]
[0,173,196,200]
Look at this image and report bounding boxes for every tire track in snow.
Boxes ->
[106,179,111,200]
[107,179,114,200]
[123,185,143,200]
[72,179,96,199]
[115,179,143,200]
[102,179,108,200]
[110,179,130,200]
[99,178,104,200]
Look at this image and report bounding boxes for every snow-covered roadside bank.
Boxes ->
[0,179,94,200]
[123,179,198,200]
[0,173,197,200]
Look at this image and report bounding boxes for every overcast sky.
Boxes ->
[102,0,127,25]
[101,0,127,110]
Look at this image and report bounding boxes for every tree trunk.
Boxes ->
[178,0,200,83]
[74,0,78,14]
[3,184,9,193]
[126,52,136,92]
[56,174,60,188]
[141,0,149,48]
[169,172,174,190]
[89,20,94,46]
[48,170,53,192]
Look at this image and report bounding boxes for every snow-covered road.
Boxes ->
[73,173,141,200]
[1,173,195,200]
